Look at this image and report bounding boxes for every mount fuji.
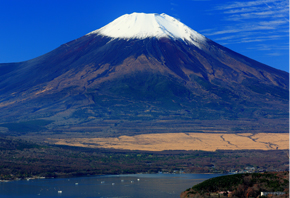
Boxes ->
[0,13,288,135]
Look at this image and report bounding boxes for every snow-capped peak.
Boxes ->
[88,13,207,46]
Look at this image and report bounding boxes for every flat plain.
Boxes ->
[49,132,289,151]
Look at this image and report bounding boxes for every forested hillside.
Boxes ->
[181,172,289,198]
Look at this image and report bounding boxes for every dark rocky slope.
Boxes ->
[0,33,288,134]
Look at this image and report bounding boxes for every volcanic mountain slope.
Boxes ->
[0,13,288,134]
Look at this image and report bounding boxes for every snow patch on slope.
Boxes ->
[88,13,207,47]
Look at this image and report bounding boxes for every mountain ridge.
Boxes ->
[0,13,288,135]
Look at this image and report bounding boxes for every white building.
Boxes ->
[261,192,285,196]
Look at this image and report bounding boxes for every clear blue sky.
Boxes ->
[0,0,289,72]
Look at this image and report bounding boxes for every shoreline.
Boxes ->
[0,172,228,183]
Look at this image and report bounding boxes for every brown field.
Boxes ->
[49,132,289,151]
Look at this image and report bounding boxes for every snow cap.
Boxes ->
[88,13,207,45]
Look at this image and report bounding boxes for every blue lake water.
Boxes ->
[0,173,225,198]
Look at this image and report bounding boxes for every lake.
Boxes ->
[0,173,225,198]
